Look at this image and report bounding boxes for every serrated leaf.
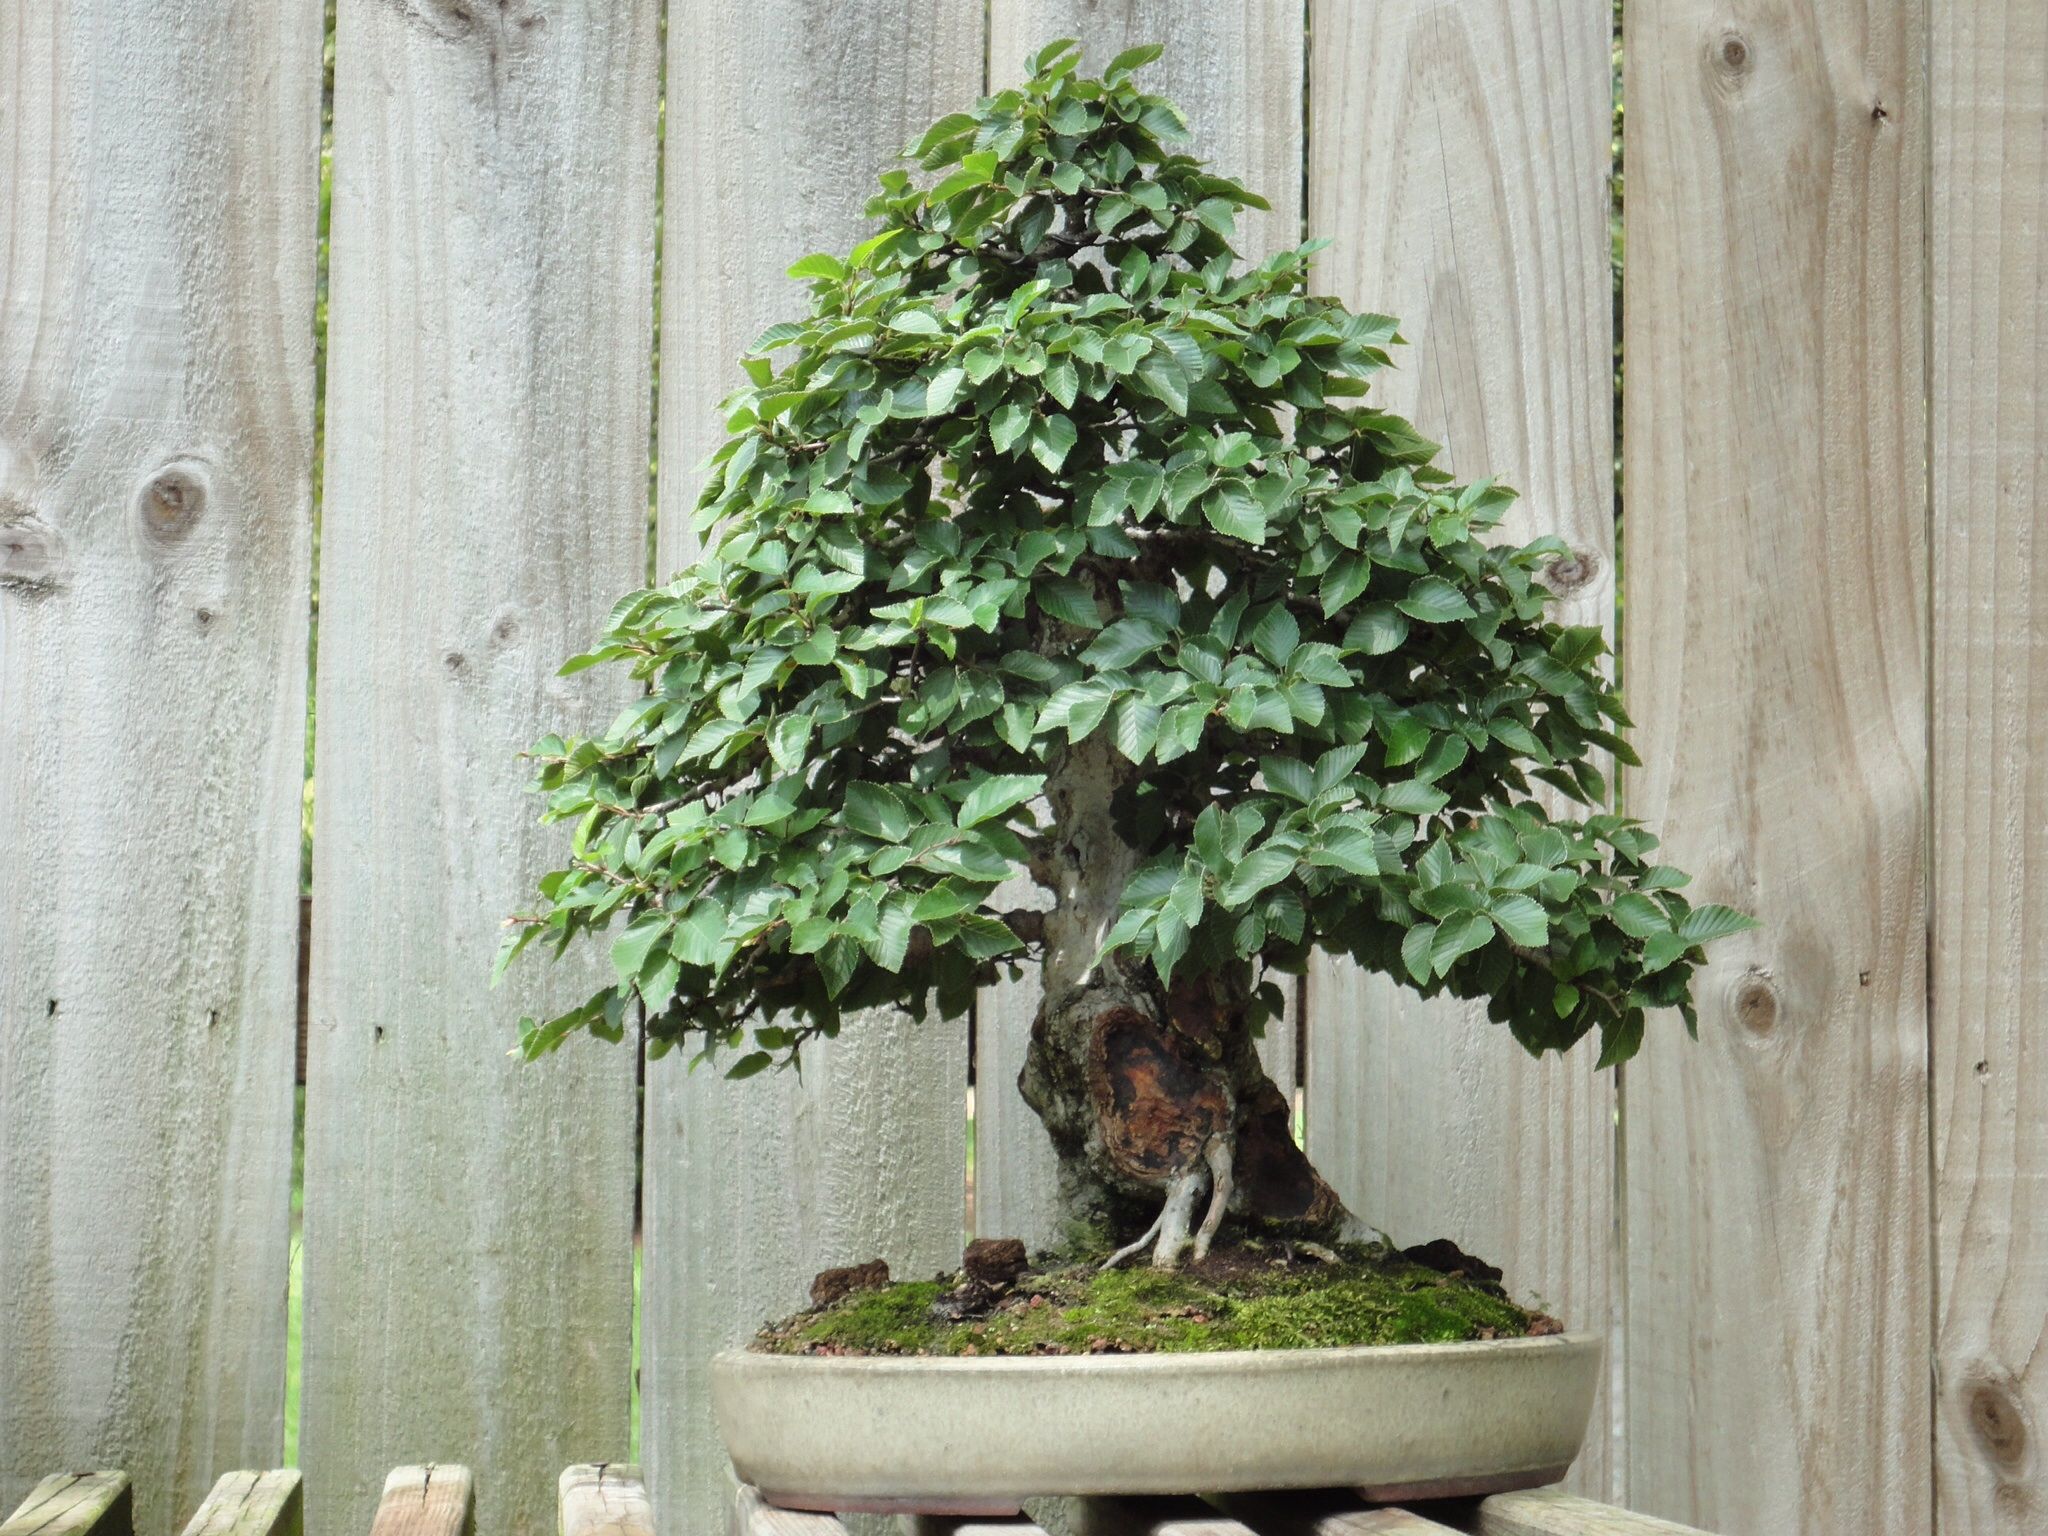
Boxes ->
[991,401,1031,454]
[924,365,966,414]
[1489,893,1549,948]
[1343,602,1409,655]
[1396,576,1478,623]
[844,782,912,842]
[1037,575,1103,629]
[1031,413,1079,471]
[1218,847,1296,907]
[1402,922,1437,983]
[1430,912,1495,975]
[1204,482,1266,544]
[1676,902,1756,944]
[959,773,1044,828]
[1113,694,1163,762]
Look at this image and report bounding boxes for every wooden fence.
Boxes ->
[1,3,2041,1535]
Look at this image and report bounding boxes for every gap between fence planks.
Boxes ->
[0,1475,132,1536]
[176,1473,301,1536]
[364,1470,470,1536]
[1300,0,1617,1500]
[558,1467,652,1536]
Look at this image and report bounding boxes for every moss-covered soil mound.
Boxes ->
[755,1242,1560,1357]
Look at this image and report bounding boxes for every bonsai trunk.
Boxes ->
[1017,739,1356,1267]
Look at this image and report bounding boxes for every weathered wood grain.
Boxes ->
[0,1,320,1527]
[366,1469,470,1536]
[645,14,981,1536]
[976,0,1308,1250]
[176,1473,300,1536]
[558,1467,650,1536]
[301,5,658,1536]
[0,1474,133,1536]
[729,1488,844,1536]
[1930,4,2048,1533]
[1215,1494,1460,1536]
[1620,0,1929,1529]
[1470,1488,1708,1536]
[1301,1,1617,1497]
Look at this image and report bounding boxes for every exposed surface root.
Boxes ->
[1191,1135,1234,1264]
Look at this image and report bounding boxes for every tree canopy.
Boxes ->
[502,39,1750,1077]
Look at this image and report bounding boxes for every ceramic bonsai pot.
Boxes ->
[713,1331,1602,1514]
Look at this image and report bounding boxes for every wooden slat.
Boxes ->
[1216,1494,1462,1536]
[0,1474,132,1536]
[177,1472,301,1536]
[1470,1488,1708,1536]
[301,4,658,1535]
[1930,4,2048,1533]
[0,0,320,1526]
[977,0,1308,1251]
[643,13,981,1536]
[901,1518,1049,1536]
[1620,0,1929,1530]
[366,1468,471,1536]
[729,1487,844,1536]
[559,1466,652,1536]
[1301,1,1617,1498]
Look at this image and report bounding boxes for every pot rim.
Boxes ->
[716,1327,1602,1374]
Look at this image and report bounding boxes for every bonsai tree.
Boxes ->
[502,41,1752,1270]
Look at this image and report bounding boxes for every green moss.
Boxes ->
[756,1246,1545,1357]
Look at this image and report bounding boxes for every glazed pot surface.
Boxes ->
[713,1332,1603,1513]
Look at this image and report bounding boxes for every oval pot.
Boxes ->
[713,1332,1602,1514]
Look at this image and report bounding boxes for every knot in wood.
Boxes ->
[1966,1376,2032,1473]
[1542,549,1601,598]
[1714,30,1752,75]
[1733,970,1779,1036]
[0,505,67,597]
[138,461,207,541]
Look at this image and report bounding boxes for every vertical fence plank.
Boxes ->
[1302,1,1617,1497]
[977,0,1307,1249]
[0,3,319,1530]
[1621,0,1928,1529]
[643,12,982,1536]
[1931,4,2048,1532]
[302,4,658,1534]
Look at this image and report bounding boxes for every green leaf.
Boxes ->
[991,401,1032,454]
[767,714,813,774]
[1037,575,1103,630]
[1676,903,1757,944]
[1104,42,1163,81]
[924,365,966,414]
[1430,912,1495,975]
[959,774,1044,828]
[1204,482,1266,544]
[1401,922,1437,984]
[786,252,846,281]
[611,914,668,987]
[1396,577,1477,623]
[1343,603,1409,655]
[1610,892,1670,938]
[1489,893,1549,948]
[888,308,943,335]
[1031,413,1079,471]
[1135,344,1190,414]
[1219,848,1296,907]
[1113,694,1163,762]
[844,783,912,842]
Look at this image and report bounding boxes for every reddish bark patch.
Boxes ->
[1087,1009,1230,1181]
[1234,1077,1344,1226]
